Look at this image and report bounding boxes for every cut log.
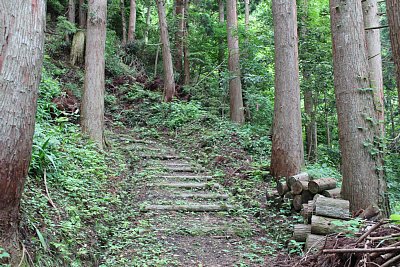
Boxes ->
[301,190,314,203]
[293,224,311,242]
[144,204,233,212]
[315,197,350,220]
[311,215,350,235]
[301,204,309,222]
[321,187,341,198]
[287,172,309,188]
[293,190,314,212]
[277,180,290,196]
[308,178,337,194]
[305,234,327,253]
[293,195,303,211]
[291,180,308,195]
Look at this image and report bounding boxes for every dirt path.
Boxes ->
[112,131,272,267]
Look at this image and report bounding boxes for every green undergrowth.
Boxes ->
[19,63,177,266]
[109,85,309,257]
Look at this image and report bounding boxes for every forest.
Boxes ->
[1,0,400,266]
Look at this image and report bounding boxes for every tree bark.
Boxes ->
[175,0,184,84]
[270,0,304,178]
[120,0,127,47]
[293,224,311,242]
[386,0,400,108]
[144,4,151,44]
[305,88,318,161]
[69,0,76,25]
[70,31,86,65]
[244,0,249,30]
[287,172,309,188]
[128,0,137,43]
[183,0,190,85]
[321,187,341,199]
[81,0,107,148]
[300,0,318,161]
[226,0,245,123]
[330,0,389,215]
[0,0,46,262]
[277,180,289,196]
[291,180,308,195]
[157,0,176,102]
[305,234,327,253]
[311,215,349,235]
[308,178,337,194]
[362,0,385,134]
[218,0,225,95]
[79,0,87,28]
[315,196,350,220]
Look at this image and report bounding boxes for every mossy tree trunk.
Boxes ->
[362,0,385,134]
[330,0,389,215]
[386,0,400,109]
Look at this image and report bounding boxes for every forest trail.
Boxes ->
[112,131,270,267]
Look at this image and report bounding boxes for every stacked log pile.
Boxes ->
[292,194,351,253]
[275,172,340,212]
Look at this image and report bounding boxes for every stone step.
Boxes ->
[177,192,229,200]
[147,182,223,190]
[155,175,213,181]
[146,166,197,172]
[141,154,189,160]
[143,204,233,212]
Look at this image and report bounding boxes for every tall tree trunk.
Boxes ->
[386,0,400,109]
[156,0,176,102]
[0,0,46,263]
[144,4,151,44]
[363,0,385,134]
[244,0,249,30]
[175,0,184,85]
[79,0,87,28]
[66,0,76,42]
[218,0,225,67]
[300,0,317,161]
[183,0,190,85]
[330,0,389,215]
[270,0,304,178]
[69,0,76,24]
[218,0,225,96]
[128,0,136,43]
[120,0,127,47]
[304,89,317,161]
[324,89,331,147]
[226,0,245,123]
[81,0,107,148]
